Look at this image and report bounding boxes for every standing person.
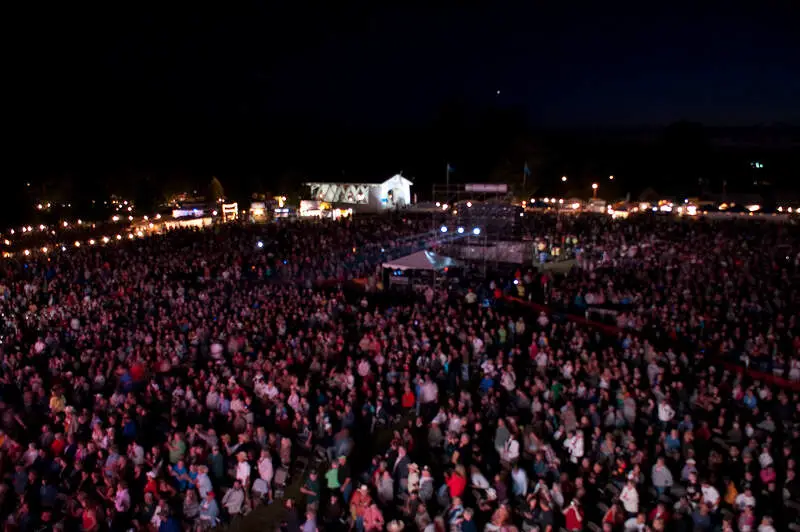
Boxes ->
[222,480,245,519]
[563,499,584,532]
[300,470,320,511]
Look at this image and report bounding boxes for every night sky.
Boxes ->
[7,3,800,175]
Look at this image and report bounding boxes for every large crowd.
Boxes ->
[0,213,797,532]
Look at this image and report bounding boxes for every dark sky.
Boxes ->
[8,3,800,167]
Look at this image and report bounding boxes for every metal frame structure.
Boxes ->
[430,182,523,274]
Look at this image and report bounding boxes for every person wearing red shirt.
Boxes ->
[648,502,670,524]
[563,500,584,531]
[50,434,66,457]
[446,467,467,499]
[401,385,415,409]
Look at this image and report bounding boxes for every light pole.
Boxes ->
[561,176,567,183]
[592,183,598,199]
[609,175,614,181]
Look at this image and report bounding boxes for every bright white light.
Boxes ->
[61,246,66,251]
[558,199,564,204]
[112,215,120,222]
[128,216,133,221]
[746,204,761,212]
[89,239,95,245]
[39,225,45,230]
[466,201,472,208]
[513,279,519,285]
[472,227,481,236]
[257,241,264,248]
[659,205,672,212]
[155,214,161,219]
[592,183,598,190]
[23,249,30,256]
[128,234,134,239]
[609,175,614,180]
[212,210,218,216]
[440,226,448,233]
[520,212,524,217]
[102,236,109,243]
[561,176,567,182]
[74,241,81,247]
[457,227,464,234]
[63,221,68,227]
[435,202,441,207]
[41,247,47,254]
[442,204,449,210]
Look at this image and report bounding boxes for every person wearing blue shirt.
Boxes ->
[171,461,190,491]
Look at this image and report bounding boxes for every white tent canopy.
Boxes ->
[382,250,461,271]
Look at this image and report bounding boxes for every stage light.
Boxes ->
[457,227,464,234]
[440,226,448,233]
[472,227,481,236]
[257,241,264,248]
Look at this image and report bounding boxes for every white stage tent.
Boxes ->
[382,250,461,271]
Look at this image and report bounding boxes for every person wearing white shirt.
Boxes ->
[502,436,520,463]
[258,450,274,485]
[511,465,528,497]
[470,467,490,490]
[564,432,584,463]
[619,480,639,515]
[701,481,720,510]
[624,513,647,532]
[735,488,756,511]
[235,452,251,486]
[658,400,675,424]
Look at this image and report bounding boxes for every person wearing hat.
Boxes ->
[198,490,220,529]
[350,485,371,529]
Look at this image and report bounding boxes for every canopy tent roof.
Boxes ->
[382,250,461,271]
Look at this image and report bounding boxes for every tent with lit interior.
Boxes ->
[381,250,461,290]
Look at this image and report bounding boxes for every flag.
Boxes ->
[523,162,531,177]
[447,163,455,174]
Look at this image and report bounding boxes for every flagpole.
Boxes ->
[446,163,449,189]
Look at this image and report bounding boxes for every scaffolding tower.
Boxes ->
[430,183,524,274]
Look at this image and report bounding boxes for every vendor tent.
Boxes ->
[382,250,460,271]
